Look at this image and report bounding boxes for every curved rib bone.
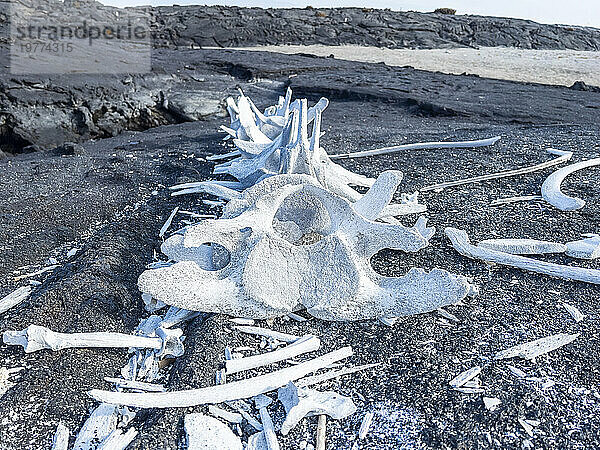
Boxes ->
[421,149,573,192]
[445,227,600,285]
[541,158,600,211]
[331,136,501,159]
[88,347,354,408]
[226,335,320,375]
[477,239,566,255]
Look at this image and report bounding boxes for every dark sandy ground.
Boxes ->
[0,50,599,449]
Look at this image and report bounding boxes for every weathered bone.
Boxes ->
[0,286,32,314]
[208,405,243,424]
[226,335,320,374]
[254,395,280,450]
[234,325,300,343]
[331,136,501,159]
[3,324,184,358]
[140,174,474,320]
[51,423,70,450]
[159,207,179,238]
[445,228,600,285]
[477,239,566,255]
[494,333,579,360]
[88,347,354,408]
[541,158,600,210]
[358,411,374,440]
[73,403,118,450]
[421,149,572,192]
[104,377,166,392]
[278,382,356,435]
[97,428,138,450]
[297,363,380,387]
[565,234,600,260]
[184,413,243,450]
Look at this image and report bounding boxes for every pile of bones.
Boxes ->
[2,88,599,450]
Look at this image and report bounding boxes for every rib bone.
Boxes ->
[88,347,354,408]
[541,158,600,210]
[226,335,320,375]
[445,228,600,285]
[0,286,32,314]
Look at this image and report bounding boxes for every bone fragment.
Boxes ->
[358,411,374,440]
[73,403,118,450]
[226,335,320,375]
[254,395,280,450]
[477,239,566,255]
[483,397,501,411]
[490,195,542,206]
[0,286,32,314]
[331,136,500,159]
[88,347,353,408]
[104,377,166,392]
[421,149,572,192]
[51,423,70,450]
[297,363,380,387]
[159,207,179,238]
[208,405,243,424]
[278,382,356,435]
[449,366,481,388]
[562,303,585,322]
[14,264,60,281]
[316,415,326,450]
[97,428,138,450]
[234,326,300,343]
[566,234,600,260]
[541,158,600,210]
[184,413,243,450]
[445,227,600,285]
[494,333,579,361]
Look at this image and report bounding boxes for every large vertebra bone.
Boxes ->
[140,173,474,320]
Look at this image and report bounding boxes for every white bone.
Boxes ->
[316,415,326,450]
[88,346,354,408]
[445,227,600,285]
[254,395,280,450]
[159,207,179,238]
[565,234,600,259]
[14,264,59,281]
[541,158,600,210]
[421,149,572,192]
[184,413,243,450]
[104,377,166,392]
[247,432,268,450]
[562,303,585,322]
[490,195,542,206]
[141,175,473,320]
[208,405,243,424]
[278,382,356,435]
[51,423,70,450]
[331,136,500,159]
[477,239,566,255]
[2,324,184,358]
[73,403,118,450]
[97,428,138,450]
[226,335,320,374]
[449,366,481,388]
[0,286,32,314]
[358,411,374,440]
[494,333,579,360]
[234,326,300,343]
[297,363,380,387]
[483,397,501,411]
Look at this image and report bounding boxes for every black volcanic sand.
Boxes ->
[0,50,599,449]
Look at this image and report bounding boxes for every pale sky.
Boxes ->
[101,0,600,28]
